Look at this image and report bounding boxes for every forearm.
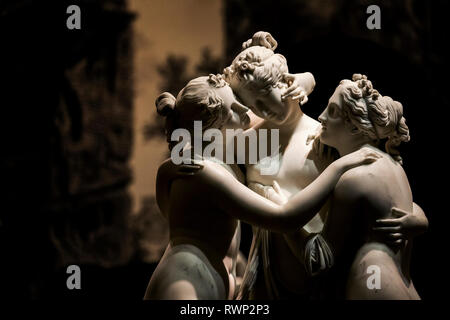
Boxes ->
[248,182,287,205]
[212,159,344,233]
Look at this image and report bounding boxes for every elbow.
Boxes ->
[305,72,316,93]
[308,72,316,88]
[421,216,429,232]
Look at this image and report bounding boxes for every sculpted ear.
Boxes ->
[344,117,361,135]
[350,125,361,135]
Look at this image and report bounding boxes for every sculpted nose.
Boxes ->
[232,101,249,114]
[318,110,327,123]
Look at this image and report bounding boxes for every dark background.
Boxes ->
[0,0,448,300]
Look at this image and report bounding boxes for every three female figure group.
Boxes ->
[144,32,427,300]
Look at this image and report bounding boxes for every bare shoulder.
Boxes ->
[160,158,236,186]
[198,160,241,187]
[156,158,207,199]
[334,165,379,203]
[157,158,244,206]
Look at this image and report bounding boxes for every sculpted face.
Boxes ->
[214,84,250,129]
[318,85,352,149]
[233,83,293,125]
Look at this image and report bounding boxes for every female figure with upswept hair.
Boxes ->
[314,74,424,299]
[224,31,427,300]
[144,72,381,300]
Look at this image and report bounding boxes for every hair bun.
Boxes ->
[383,99,410,165]
[155,92,176,116]
[242,31,278,51]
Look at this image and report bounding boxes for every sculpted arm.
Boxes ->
[204,148,378,232]
[373,202,428,245]
[248,181,319,265]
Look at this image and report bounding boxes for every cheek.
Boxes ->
[327,118,348,137]
[268,92,284,110]
[319,130,330,145]
[272,100,287,114]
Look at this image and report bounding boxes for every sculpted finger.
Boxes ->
[391,207,408,218]
[373,226,401,232]
[272,181,282,194]
[300,95,308,106]
[282,72,295,82]
[177,163,204,175]
[387,239,404,247]
[282,84,299,98]
[290,87,304,98]
[291,90,305,100]
[297,91,306,102]
[306,134,315,145]
[387,233,404,240]
[375,219,401,226]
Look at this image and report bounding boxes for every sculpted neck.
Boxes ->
[336,139,378,157]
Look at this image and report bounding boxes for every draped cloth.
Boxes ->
[304,234,334,276]
[236,227,279,300]
[237,229,334,300]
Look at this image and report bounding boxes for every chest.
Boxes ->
[246,130,320,196]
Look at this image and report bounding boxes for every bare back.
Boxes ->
[145,159,244,299]
[321,154,419,299]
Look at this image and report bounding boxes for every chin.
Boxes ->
[319,133,333,148]
[269,119,284,126]
[272,115,289,125]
